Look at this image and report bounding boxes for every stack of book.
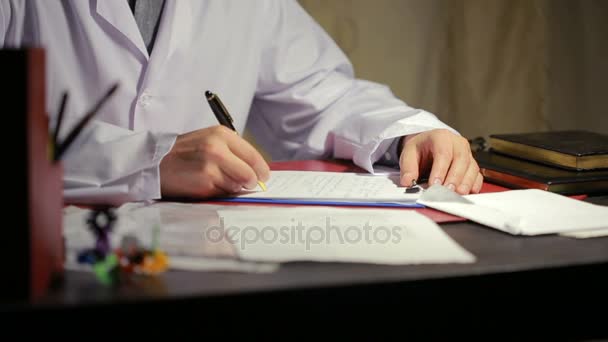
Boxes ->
[474,130,608,195]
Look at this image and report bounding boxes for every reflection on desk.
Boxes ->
[5,160,608,340]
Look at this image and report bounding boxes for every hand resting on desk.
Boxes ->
[399,129,484,195]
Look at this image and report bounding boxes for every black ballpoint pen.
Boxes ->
[205,90,267,191]
[205,90,236,131]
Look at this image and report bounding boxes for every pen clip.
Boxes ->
[205,90,236,131]
[215,97,233,123]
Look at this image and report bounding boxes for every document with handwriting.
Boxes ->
[233,171,419,202]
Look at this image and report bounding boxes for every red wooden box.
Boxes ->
[1,48,64,303]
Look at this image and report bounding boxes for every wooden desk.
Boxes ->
[4,160,608,339]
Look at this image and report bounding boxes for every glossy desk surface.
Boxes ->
[7,160,608,338]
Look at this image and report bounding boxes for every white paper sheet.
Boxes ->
[560,228,608,239]
[216,206,475,264]
[232,171,420,202]
[417,185,608,235]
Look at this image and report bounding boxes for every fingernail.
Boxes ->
[447,183,455,191]
[433,178,442,185]
[233,184,242,193]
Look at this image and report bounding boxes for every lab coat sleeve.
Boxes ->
[0,2,13,45]
[59,118,177,205]
[0,4,6,42]
[0,1,26,48]
[248,0,458,173]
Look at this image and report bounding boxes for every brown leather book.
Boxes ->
[488,130,608,171]
[474,150,608,195]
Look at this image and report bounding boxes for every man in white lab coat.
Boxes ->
[0,0,482,204]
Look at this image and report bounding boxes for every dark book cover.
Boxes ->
[488,130,608,170]
[490,130,608,156]
[473,150,608,195]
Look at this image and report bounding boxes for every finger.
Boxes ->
[427,144,453,187]
[213,170,245,194]
[194,165,233,198]
[198,130,259,189]
[456,157,480,194]
[399,141,420,187]
[215,148,260,190]
[222,129,271,182]
[443,148,470,192]
[472,172,484,194]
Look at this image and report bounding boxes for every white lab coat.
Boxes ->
[0,0,455,204]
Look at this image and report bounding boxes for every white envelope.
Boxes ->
[417,185,608,236]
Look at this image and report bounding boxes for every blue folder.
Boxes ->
[212,197,424,208]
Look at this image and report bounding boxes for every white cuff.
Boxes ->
[354,110,458,174]
[63,130,178,205]
[134,132,177,201]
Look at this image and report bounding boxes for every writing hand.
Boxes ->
[399,129,483,194]
[160,126,270,198]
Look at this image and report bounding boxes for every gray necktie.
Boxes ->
[129,0,166,54]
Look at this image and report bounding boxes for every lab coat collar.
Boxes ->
[93,0,193,88]
[92,0,192,65]
[93,0,149,60]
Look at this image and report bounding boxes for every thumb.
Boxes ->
[399,141,420,187]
